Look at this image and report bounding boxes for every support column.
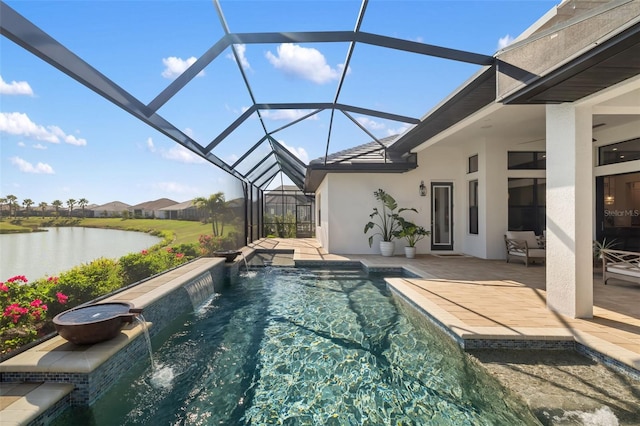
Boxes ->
[546,103,593,318]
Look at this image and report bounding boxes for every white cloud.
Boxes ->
[265,44,348,84]
[497,34,514,50]
[0,75,34,96]
[63,134,87,146]
[146,137,156,152]
[0,112,58,143]
[152,181,200,195]
[357,116,386,131]
[161,56,204,79]
[10,156,55,174]
[278,140,309,164]
[33,144,47,150]
[386,124,411,137]
[17,141,25,147]
[145,137,202,163]
[161,145,206,164]
[0,112,86,145]
[184,128,194,138]
[260,109,318,121]
[226,44,251,70]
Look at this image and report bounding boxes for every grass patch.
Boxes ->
[0,217,216,245]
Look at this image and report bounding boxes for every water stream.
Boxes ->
[135,314,174,389]
[183,273,215,308]
[240,251,257,278]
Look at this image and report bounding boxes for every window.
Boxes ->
[508,152,546,170]
[508,178,546,234]
[468,154,478,173]
[317,194,321,225]
[597,172,640,251]
[598,138,640,166]
[469,180,478,235]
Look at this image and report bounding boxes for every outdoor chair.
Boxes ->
[504,231,546,267]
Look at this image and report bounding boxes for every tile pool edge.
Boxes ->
[385,277,640,382]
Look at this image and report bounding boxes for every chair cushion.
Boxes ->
[527,248,546,258]
[506,231,539,248]
[607,265,640,278]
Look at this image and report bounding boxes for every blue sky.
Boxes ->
[1,0,557,206]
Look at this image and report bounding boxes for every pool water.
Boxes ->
[55,268,540,425]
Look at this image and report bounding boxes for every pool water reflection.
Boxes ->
[54,268,539,425]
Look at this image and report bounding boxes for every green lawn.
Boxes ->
[0,217,215,245]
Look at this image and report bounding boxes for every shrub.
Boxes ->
[56,258,122,307]
[198,234,234,255]
[119,248,188,286]
[1,241,189,355]
[1,275,69,354]
[170,243,199,260]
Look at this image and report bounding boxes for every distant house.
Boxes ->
[130,198,178,219]
[93,201,131,218]
[157,200,204,220]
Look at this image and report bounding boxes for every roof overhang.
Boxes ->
[497,1,640,104]
[305,154,418,193]
[384,0,640,158]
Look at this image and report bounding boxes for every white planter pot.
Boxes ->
[404,246,416,259]
[379,241,395,257]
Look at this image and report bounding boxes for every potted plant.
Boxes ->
[364,189,416,256]
[593,238,618,268]
[395,217,430,258]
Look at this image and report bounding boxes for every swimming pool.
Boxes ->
[54,267,539,425]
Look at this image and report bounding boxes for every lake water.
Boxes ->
[0,227,162,281]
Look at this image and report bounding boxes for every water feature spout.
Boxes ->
[241,251,250,272]
[240,252,257,278]
[134,314,175,389]
[135,315,155,369]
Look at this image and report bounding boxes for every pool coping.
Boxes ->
[385,276,640,382]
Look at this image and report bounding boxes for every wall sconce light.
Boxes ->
[419,181,427,197]
[605,195,615,205]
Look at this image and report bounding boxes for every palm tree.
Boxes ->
[0,197,6,220]
[66,198,76,217]
[52,199,63,217]
[78,198,89,218]
[22,198,34,218]
[6,194,18,218]
[194,192,228,236]
[39,201,48,217]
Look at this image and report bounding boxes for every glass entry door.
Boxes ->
[295,205,313,238]
[431,182,453,251]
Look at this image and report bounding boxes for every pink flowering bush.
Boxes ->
[1,275,68,354]
[1,243,197,355]
[198,234,234,256]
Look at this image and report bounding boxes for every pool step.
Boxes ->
[0,382,74,425]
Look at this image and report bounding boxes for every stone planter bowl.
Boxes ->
[53,302,142,345]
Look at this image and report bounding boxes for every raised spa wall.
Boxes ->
[0,254,245,425]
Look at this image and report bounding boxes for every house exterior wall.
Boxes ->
[315,130,554,259]
[315,178,330,248]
